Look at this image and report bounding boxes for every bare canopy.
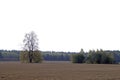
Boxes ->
[23,31,39,51]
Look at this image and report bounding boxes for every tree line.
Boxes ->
[0,50,19,61]
[0,50,73,61]
[0,31,120,64]
[72,49,115,64]
[42,51,71,61]
[1,49,120,64]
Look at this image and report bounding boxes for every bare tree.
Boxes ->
[22,31,41,63]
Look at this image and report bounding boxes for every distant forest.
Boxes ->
[0,50,73,61]
[0,50,120,63]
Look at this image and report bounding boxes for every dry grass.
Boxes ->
[0,61,120,80]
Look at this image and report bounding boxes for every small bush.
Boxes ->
[20,51,29,63]
[32,51,43,63]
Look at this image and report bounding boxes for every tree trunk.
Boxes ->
[28,51,32,63]
[29,58,32,63]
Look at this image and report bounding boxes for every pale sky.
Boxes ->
[0,0,120,52]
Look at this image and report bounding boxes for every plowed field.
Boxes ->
[0,61,120,80]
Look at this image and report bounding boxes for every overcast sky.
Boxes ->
[0,0,120,52]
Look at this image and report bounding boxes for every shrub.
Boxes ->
[20,50,42,63]
[72,54,85,63]
[20,51,29,63]
[32,51,43,63]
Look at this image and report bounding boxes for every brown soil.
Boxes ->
[0,61,120,80]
